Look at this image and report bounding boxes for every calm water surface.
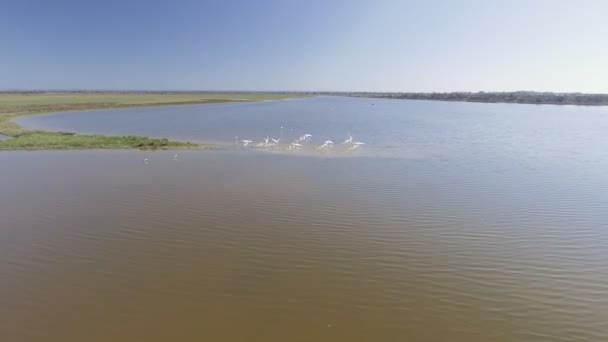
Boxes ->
[3,97,608,341]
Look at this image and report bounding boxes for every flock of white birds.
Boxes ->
[143,129,366,163]
[236,128,365,152]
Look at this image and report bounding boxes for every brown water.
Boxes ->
[3,98,608,341]
[1,148,607,342]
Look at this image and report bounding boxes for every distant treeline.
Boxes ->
[347,91,608,106]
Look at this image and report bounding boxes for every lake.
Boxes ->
[3,97,608,341]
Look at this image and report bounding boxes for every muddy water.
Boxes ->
[3,97,608,341]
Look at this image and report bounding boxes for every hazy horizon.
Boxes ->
[3,89,608,95]
[2,0,607,93]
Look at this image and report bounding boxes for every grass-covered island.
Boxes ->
[0,92,299,150]
[347,91,608,106]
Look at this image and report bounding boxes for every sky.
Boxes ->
[1,0,607,92]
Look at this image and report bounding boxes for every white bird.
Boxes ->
[256,136,271,147]
[342,135,353,144]
[270,138,280,146]
[289,142,303,150]
[318,140,334,149]
[348,142,365,151]
[241,139,252,147]
[172,154,179,160]
[143,157,149,164]
[297,133,312,142]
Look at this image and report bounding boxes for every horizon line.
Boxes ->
[2,89,608,95]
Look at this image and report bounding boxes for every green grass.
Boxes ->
[0,131,202,150]
[0,92,301,150]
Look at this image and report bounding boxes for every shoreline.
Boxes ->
[0,93,300,151]
[354,96,608,107]
[347,91,608,106]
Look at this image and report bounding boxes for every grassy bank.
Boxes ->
[0,92,299,150]
[0,131,200,151]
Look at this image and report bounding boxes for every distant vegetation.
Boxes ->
[347,91,608,106]
[0,92,301,150]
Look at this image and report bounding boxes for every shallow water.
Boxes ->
[16,96,608,160]
[4,98,608,341]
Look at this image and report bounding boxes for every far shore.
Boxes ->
[0,92,302,150]
[344,91,608,106]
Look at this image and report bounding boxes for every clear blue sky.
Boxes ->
[1,0,607,92]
